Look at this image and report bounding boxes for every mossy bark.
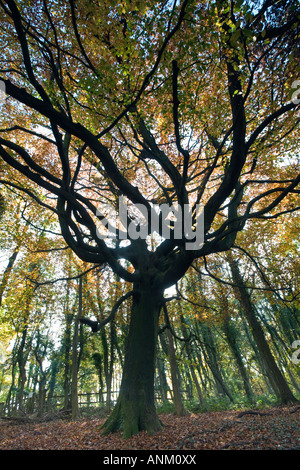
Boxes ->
[102,283,163,438]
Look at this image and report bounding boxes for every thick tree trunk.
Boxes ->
[102,283,163,438]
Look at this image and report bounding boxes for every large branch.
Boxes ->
[136,112,183,198]
[0,137,61,186]
[202,60,246,233]
[2,79,150,208]
[172,59,190,202]
[246,102,299,151]
[4,0,51,103]
[80,290,134,332]
[244,175,300,219]
[0,128,137,279]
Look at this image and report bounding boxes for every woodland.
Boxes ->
[0,0,299,452]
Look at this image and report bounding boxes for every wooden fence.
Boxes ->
[1,388,177,416]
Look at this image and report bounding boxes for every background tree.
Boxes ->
[0,0,299,436]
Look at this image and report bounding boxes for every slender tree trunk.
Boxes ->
[199,322,234,402]
[71,276,83,420]
[241,317,274,394]
[222,314,254,403]
[62,276,74,411]
[47,358,58,410]
[180,314,204,404]
[100,322,115,411]
[63,312,72,410]
[105,321,115,411]
[36,361,47,417]
[96,276,114,410]
[15,283,33,413]
[227,252,297,404]
[34,334,48,417]
[92,352,104,403]
[189,358,205,403]
[165,327,188,415]
[100,327,110,408]
[102,282,163,438]
[156,344,169,403]
[0,246,19,308]
[182,362,193,401]
[16,327,28,413]
[6,339,19,415]
[194,347,209,396]
[0,211,30,308]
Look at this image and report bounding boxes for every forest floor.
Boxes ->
[0,405,299,451]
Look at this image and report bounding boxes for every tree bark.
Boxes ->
[16,327,28,413]
[62,275,73,411]
[180,314,204,404]
[0,247,19,308]
[92,352,104,403]
[222,314,254,403]
[102,282,163,438]
[165,327,188,415]
[71,276,83,420]
[199,322,234,402]
[156,345,169,403]
[227,252,297,404]
[62,312,72,410]
[47,358,58,410]
[5,338,19,415]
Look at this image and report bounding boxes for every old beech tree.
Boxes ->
[0,0,299,436]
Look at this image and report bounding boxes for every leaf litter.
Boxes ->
[0,406,299,451]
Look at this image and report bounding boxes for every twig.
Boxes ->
[177,433,195,450]
[220,440,260,450]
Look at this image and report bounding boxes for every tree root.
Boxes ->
[101,399,163,438]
